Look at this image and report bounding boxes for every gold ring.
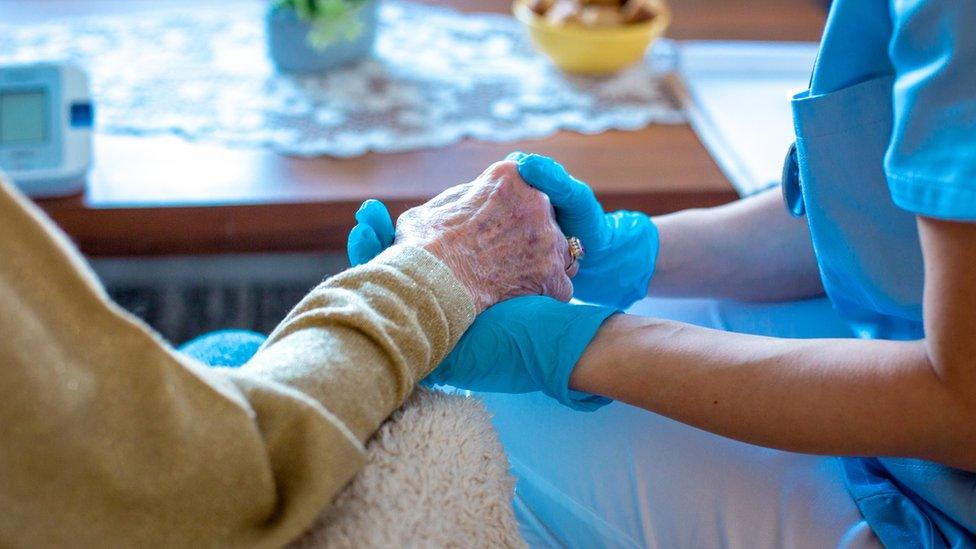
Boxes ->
[567,236,584,262]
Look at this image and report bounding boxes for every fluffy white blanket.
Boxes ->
[291,388,527,548]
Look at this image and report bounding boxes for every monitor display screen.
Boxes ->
[0,89,48,145]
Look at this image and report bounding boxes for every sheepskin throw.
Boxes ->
[291,388,527,548]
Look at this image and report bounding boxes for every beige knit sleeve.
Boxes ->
[238,244,476,441]
[0,175,475,548]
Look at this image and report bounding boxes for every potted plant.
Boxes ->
[266,0,380,73]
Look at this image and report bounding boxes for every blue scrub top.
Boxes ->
[786,0,976,546]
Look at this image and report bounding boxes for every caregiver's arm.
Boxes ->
[650,188,822,301]
[571,216,976,471]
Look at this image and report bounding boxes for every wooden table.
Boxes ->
[4,0,826,256]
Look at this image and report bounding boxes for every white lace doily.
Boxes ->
[0,2,684,157]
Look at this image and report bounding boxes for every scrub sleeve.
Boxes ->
[785,0,976,546]
[884,0,976,221]
[870,1,976,545]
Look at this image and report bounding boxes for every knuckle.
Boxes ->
[533,188,552,207]
[524,193,551,221]
[396,210,416,227]
[484,160,520,181]
[531,191,555,219]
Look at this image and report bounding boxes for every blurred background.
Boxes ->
[0,0,827,343]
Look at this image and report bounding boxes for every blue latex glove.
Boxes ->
[506,152,660,309]
[347,199,395,267]
[344,197,616,410]
[429,296,617,411]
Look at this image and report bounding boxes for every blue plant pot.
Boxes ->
[266,1,379,73]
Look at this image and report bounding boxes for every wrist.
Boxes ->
[541,304,619,411]
[642,208,710,297]
[420,240,493,314]
[570,313,652,396]
[643,213,660,288]
[616,211,659,306]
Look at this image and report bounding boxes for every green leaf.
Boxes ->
[305,0,369,49]
[277,0,370,48]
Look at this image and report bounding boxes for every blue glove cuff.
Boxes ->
[428,296,618,411]
[619,213,659,308]
[543,304,619,412]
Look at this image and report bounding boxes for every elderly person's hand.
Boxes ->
[347,163,616,407]
[350,161,576,313]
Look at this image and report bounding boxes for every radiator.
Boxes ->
[91,252,348,345]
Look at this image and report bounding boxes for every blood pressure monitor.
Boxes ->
[0,63,93,197]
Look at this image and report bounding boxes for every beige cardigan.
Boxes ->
[0,174,476,548]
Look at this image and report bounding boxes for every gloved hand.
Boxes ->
[428,296,617,411]
[347,199,395,267]
[507,152,660,309]
[345,204,615,410]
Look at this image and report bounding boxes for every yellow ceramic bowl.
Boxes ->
[513,0,670,75]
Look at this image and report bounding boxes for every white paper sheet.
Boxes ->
[672,41,819,196]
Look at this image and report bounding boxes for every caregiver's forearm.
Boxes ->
[649,188,823,301]
[571,315,976,471]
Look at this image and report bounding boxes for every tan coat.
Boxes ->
[0,174,475,547]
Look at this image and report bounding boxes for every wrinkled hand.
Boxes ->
[349,161,577,313]
[346,180,614,408]
[396,161,576,312]
[507,152,659,309]
[427,295,617,411]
